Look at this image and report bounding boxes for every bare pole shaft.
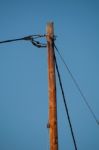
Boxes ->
[46,22,58,150]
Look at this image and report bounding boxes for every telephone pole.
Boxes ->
[46,22,58,150]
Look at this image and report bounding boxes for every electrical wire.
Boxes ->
[54,51,78,150]
[31,39,47,48]
[0,34,47,48]
[0,37,26,44]
[0,34,46,44]
[54,44,99,125]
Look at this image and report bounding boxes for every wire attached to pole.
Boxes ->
[54,51,78,150]
[54,44,99,125]
[31,39,47,48]
[0,34,47,47]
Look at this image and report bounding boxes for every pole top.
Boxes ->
[46,22,54,41]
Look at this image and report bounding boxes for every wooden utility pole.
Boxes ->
[46,22,58,150]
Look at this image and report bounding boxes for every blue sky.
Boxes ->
[0,0,99,150]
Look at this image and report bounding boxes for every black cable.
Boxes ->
[0,34,46,44]
[54,44,99,125]
[31,39,47,48]
[54,52,78,150]
[0,38,25,44]
[0,34,47,48]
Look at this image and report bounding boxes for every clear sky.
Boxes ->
[0,0,99,150]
